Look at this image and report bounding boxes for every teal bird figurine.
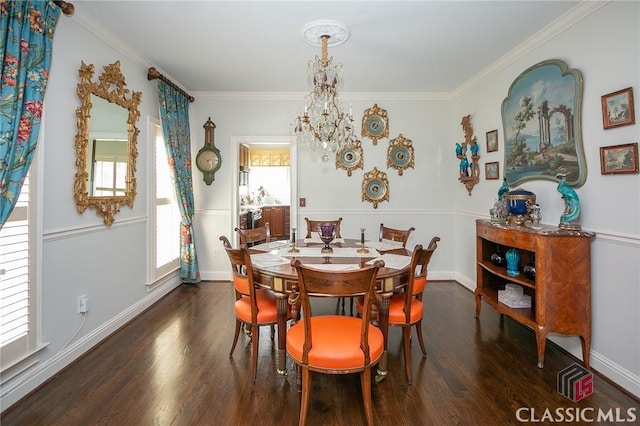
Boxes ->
[470,142,479,156]
[455,143,463,157]
[556,174,581,230]
[497,178,509,201]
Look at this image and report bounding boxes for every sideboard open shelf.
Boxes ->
[475,219,595,368]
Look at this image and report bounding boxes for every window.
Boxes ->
[91,139,128,196]
[151,120,180,281]
[0,171,38,371]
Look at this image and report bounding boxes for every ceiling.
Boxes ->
[74,1,581,94]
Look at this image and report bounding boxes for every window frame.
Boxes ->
[147,118,180,287]
[0,142,44,375]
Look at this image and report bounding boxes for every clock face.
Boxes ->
[197,149,220,172]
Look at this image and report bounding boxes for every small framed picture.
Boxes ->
[485,161,499,179]
[486,129,498,152]
[601,87,635,129]
[600,143,639,174]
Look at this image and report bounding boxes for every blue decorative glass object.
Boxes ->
[505,248,520,277]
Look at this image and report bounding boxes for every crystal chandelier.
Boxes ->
[293,22,354,162]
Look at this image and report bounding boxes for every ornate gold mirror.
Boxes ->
[74,61,142,225]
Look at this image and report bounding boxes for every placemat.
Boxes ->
[298,263,360,271]
[278,247,371,258]
[366,253,412,270]
[251,252,291,268]
[252,240,290,251]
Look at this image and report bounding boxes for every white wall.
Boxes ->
[452,1,640,396]
[1,12,182,410]
[190,95,458,281]
[2,0,638,411]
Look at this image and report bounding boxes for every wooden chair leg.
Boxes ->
[402,326,412,384]
[251,324,259,380]
[360,367,374,426]
[230,319,242,356]
[299,367,311,426]
[415,320,427,356]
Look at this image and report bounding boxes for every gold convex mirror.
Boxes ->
[74,61,142,225]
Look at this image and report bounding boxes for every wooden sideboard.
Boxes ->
[475,219,594,368]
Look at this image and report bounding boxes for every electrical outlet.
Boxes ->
[77,295,89,314]
[299,197,306,207]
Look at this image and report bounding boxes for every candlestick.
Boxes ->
[357,227,369,254]
[288,227,299,253]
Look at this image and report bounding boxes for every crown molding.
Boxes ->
[193,91,451,102]
[73,1,608,102]
[72,5,189,94]
[451,0,610,98]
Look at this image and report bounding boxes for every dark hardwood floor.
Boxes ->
[2,281,638,425]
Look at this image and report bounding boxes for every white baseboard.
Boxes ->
[0,276,182,411]
[456,275,640,399]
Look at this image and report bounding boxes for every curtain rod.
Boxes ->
[147,67,195,103]
[53,1,75,16]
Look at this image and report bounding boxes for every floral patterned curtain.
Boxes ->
[157,80,200,283]
[0,0,61,228]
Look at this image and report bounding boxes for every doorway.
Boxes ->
[231,136,297,244]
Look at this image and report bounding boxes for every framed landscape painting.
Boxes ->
[486,129,498,152]
[600,143,638,174]
[501,59,587,188]
[601,87,635,129]
[485,161,499,179]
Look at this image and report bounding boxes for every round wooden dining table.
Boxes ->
[249,238,412,379]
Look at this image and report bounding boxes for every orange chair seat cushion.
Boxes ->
[388,293,423,324]
[234,288,279,323]
[286,316,384,370]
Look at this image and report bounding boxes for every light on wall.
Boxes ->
[293,21,355,162]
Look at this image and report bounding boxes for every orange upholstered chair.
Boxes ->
[379,223,415,248]
[356,236,440,383]
[234,223,271,248]
[304,217,343,238]
[220,235,286,380]
[389,237,439,383]
[287,260,384,426]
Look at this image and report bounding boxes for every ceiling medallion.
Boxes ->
[302,20,350,47]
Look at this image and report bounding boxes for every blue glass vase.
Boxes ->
[506,248,520,277]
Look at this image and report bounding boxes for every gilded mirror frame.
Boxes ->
[387,133,414,176]
[361,167,390,209]
[74,61,142,225]
[335,139,364,177]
